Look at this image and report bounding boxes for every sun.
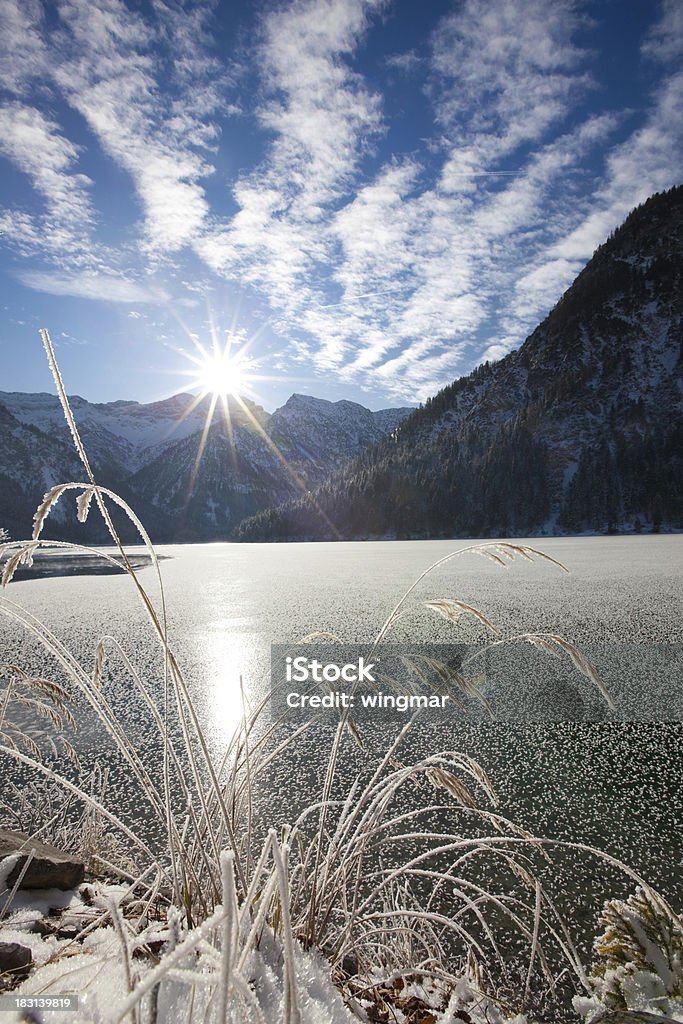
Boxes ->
[172,324,339,534]
[189,338,253,400]
[194,349,248,398]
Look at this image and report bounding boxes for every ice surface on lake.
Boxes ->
[1,536,682,937]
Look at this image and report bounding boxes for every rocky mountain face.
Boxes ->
[269,394,409,478]
[0,390,411,542]
[238,186,683,541]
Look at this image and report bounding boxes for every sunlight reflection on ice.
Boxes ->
[194,625,261,752]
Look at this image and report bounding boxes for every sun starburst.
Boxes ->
[188,336,254,399]
[168,323,342,538]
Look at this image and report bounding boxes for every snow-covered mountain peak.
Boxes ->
[0,385,412,541]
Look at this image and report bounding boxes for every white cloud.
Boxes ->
[18,270,169,303]
[52,0,220,254]
[198,0,385,307]
[196,0,615,400]
[547,71,683,266]
[323,117,620,395]
[332,161,422,291]
[385,49,421,73]
[0,102,95,258]
[511,258,581,322]
[642,0,683,63]
[197,0,603,399]
[259,0,385,198]
[430,0,591,160]
[0,0,226,279]
[0,0,47,96]
[491,72,683,354]
[0,210,44,255]
[196,0,683,401]
[0,105,91,215]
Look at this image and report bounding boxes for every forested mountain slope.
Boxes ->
[238,186,683,541]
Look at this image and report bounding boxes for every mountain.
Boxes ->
[237,186,683,542]
[0,390,267,474]
[268,394,409,478]
[127,394,412,539]
[0,389,411,542]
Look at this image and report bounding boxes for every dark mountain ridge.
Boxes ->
[237,185,683,541]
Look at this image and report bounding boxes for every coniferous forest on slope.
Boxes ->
[238,187,683,541]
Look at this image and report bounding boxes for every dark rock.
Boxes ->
[0,941,33,982]
[0,829,84,891]
[341,953,359,977]
[79,884,95,906]
[27,919,54,937]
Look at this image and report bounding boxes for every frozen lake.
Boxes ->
[2,535,682,941]
[4,534,681,730]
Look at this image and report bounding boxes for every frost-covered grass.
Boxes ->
[1,330,682,1023]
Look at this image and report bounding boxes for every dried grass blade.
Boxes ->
[516,544,570,574]
[546,633,616,709]
[424,767,478,808]
[92,641,107,689]
[33,484,73,540]
[523,635,560,657]
[424,598,501,636]
[473,548,508,567]
[76,486,96,523]
[1,542,40,586]
[297,631,345,643]
[491,543,570,574]
[346,718,364,749]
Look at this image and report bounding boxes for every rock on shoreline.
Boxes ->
[0,830,85,891]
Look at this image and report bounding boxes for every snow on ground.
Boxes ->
[4,874,683,1022]
[0,879,535,1024]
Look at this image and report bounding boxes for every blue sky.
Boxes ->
[0,0,681,412]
